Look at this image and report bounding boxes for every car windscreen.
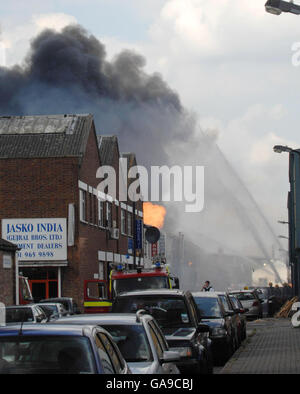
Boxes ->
[38,305,59,318]
[0,336,96,374]
[101,324,152,362]
[113,276,169,296]
[235,292,255,301]
[113,296,192,328]
[6,308,34,323]
[193,297,222,318]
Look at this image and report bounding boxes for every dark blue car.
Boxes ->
[0,324,131,374]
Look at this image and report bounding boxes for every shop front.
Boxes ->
[2,218,68,303]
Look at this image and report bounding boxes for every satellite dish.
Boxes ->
[145,226,160,244]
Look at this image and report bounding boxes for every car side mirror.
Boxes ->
[197,323,210,333]
[36,316,43,323]
[161,350,180,363]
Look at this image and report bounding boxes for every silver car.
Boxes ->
[229,290,263,320]
[52,311,181,374]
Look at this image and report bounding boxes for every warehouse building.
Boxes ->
[0,114,143,308]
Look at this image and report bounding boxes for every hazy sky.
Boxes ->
[1,0,300,248]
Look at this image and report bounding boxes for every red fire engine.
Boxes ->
[83,262,179,313]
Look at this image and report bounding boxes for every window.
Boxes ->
[89,193,93,223]
[93,195,97,225]
[127,212,132,236]
[0,336,96,374]
[194,296,222,319]
[79,190,87,222]
[101,324,152,362]
[98,200,105,227]
[148,324,163,359]
[149,321,168,352]
[121,209,126,234]
[94,335,115,374]
[98,333,123,374]
[86,281,107,300]
[106,202,112,228]
[218,295,233,312]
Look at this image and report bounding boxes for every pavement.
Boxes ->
[217,318,300,374]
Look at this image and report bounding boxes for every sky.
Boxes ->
[1,0,300,264]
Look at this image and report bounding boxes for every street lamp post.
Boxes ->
[265,0,300,15]
[274,144,300,296]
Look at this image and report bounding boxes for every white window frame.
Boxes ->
[80,189,87,222]
[127,211,132,237]
[106,202,112,228]
[121,209,126,235]
[98,199,105,228]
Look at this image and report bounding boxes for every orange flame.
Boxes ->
[143,202,166,229]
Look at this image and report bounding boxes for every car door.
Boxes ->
[148,320,179,374]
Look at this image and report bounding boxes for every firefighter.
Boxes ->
[201,280,215,292]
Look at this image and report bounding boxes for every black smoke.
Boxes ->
[0,25,191,167]
[0,24,284,286]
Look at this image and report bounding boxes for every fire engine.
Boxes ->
[83,261,180,313]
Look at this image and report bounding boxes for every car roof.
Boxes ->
[192,292,219,298]
[0,324,100,337]
[229,290,255,293]
[5,305,34,309]
[52,313,152,325]
[115,289,186,297]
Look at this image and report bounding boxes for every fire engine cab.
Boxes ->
[83,261,179,314]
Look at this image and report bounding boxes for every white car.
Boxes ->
[53,311,181,374]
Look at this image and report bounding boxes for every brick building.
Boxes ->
[0,238,18,305]
[0,114,144,308]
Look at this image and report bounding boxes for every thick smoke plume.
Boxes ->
[0,25,193,167]
[0,24,284,288]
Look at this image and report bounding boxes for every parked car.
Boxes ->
[39,297,80,315]
[228,294,247,341]
[36,303,69,320]
[192,292,237,365]
[52,310,180,374]
[5,305,48,325]
[229,290,263,320]
[216,292,242,349]
[0,324,131,374]
[253,288,269,317]
[112,289,213,374]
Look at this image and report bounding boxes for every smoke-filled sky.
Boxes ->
[2,0,300,280]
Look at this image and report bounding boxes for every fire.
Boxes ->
[143,202,166,229]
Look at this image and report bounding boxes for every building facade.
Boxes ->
[0,238,18,305]
[0,114,143,308]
